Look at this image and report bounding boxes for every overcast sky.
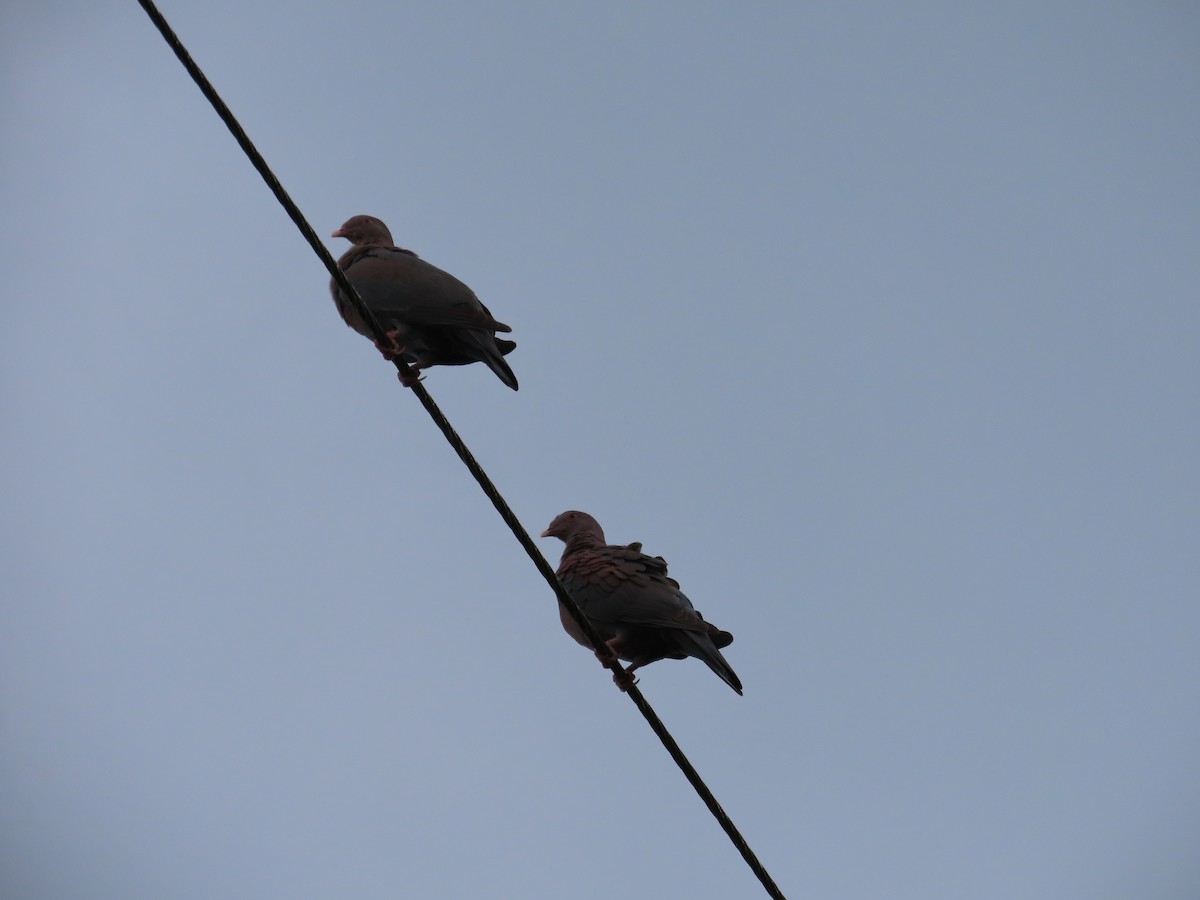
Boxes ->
[3,2,1198,898]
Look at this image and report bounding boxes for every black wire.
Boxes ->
[135,3,786,897]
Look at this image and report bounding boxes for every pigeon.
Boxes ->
[330,215,518,389]
[541,510,743,694]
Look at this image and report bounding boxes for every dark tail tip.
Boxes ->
[491,357,519,390]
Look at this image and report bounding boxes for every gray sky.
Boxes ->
[3,2,1198,898]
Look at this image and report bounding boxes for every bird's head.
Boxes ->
[541,510,605,543]
[331,214,394,247]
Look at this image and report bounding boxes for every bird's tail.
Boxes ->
[483,347,519,390]
[461,331,518,390]
[684,632,743,695]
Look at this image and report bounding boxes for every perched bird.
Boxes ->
[541,510,742,694]
[330,215,518,389]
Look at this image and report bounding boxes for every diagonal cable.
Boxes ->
[134,2,786,897]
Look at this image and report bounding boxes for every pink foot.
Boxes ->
[593,638,622,666]
[593,647,618,666]
[612,669,638,692]
[396,368,424,387]
[374,329,406,361]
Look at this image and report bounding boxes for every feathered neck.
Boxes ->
[562,529,607,558]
